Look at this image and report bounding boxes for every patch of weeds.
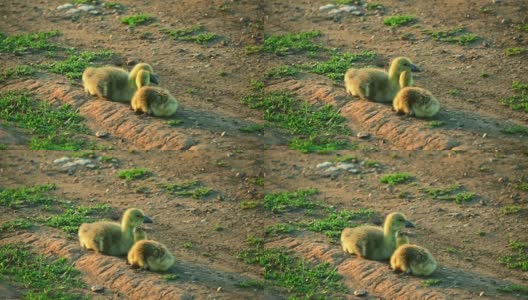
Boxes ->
[514,182,528,191]
[480,71,490,78]
[448,89,461,96]
[121,14,154,27]
[265,223,296,236]
[0,244,85,299]
[250,80,264,90]
[262,31,323,56]
[248,177,264,186]
[423,279,442,287]
[264,188,319,213]
[383,15,416,27]
[1,219,32,231]
[166,119,183,126]
[401,32,415,41]
[502,125,528,134]
[45,204,111,233]
[362,160,380,168]
[45,50,113,80]
[161,26,217,44]
[306,208,374,239]
[0,65,36,82]
[423,27,479,45]
[446,247,458,254]
[245,45,262,55]
[0,30,60,54]
[100,156,118,164]
[0,184,56,208]
[241,90,351,153]
[176,187,213,199]
[239,124,265,133]
[333,155,358,163]
[71,150,97,159]
[379,173,414,185]
[159,180,200,193]
[0,144,6,150]
[159,180,212,199]
[241,200,260,209]
[505,47,526,56]
[183,242,193,249]
[517,24,528,33]
[265,65,298,79]
[502,205,522,215]
[479,6,492,13]
[500,81,528,113]
[498,284,528,295]
[303,51,376,81]
[117,168,152,181]
[0,91,92,150]
[420,184,476,204]
[426,120,444,128]
[499,241,528,271]
[215,160,227,167]
[103,2,123,9]
[366,3,384,10]
[162,274,178,281]
[476,230,486,236]
[236,279,265,289]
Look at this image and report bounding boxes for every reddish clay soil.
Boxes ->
[1,0,527,299]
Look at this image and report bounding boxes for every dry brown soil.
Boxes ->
[1,0,527,299]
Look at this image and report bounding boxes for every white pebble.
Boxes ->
[319,4,336,11]
[57,4,74,10]
[316,162,333,169]
[53,157,71,164]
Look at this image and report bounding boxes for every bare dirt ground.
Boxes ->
[1,0,527,299]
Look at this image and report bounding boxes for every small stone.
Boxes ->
[57,3,74,10]
[316,162,333,169]
[86,164,97,169]
[78,4,96,11]
[348,168,360,174]
[336,163,356,170]
[325,167,340,173]
[91,285,104,293]
[479,291,485,297]
[482,133,487,138]
[75,158,92,166]
[353,289,367,296]
[89,10,100,15]
[319,4,336,11]
[339,5,358,12]
[65,8,81,15]
[95,131,109,138]
[221,131,226,137]
[216,287,222,292]
[356,132,370,139]
[54,157,71,164]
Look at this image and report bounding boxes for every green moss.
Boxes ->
[0,65,36,82]
[1,219,32,231]
[240,200,260,209]
[500,81,528,113]
[46,204,111,233]
[264,188,319,213]
[117,168,152,181]
[502,125,528,134]
[379,173,414,185]
[426,120,444,128]
[159,180,212,199]
[303,51,376,81]
[161,26,218,45]
[420,184,476,204]
[423,27,479,45]
[262,31,323,55]
[265,223,296,236]
[383,15,416,27]
[239,124,265,133]
[499,241,528,271]
[0,184,56,208]
[498,284,528,295]
[306,208,374,239]
[0,31,60,54]
[45,50,113,80]
[120,14,154,27]
[502,205,523,215]
[423,279,442,287]
[265,65,298,79]
[505,47,526,56]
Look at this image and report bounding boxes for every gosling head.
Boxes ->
[386,212,415,232]
[390,57,414,75]
[132,63,159,84]
[123,208,153,227]
[133,227,148,242]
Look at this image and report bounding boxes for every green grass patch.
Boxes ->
[379,173,414,185]
[176,187,212,199]
[502,205,522,215]
[161,26,218,44]
[305,208,374,239]
[264,188,319,213]
[161,274,178,281]
[121,14,154,27]
[0,91,92,150]
[363,160,380,168]
[0,243,85,299]
[502,125,528,134]
[426,120,444,128]
[514,182,528,191]
[159,180,212,199]
[333,155,358,163]
[383,15,416,27]
[517,24,528,33]
[0,184,56,208]
[265,223,296,236]
[499,240,528,271]
[423,279,442,287]
[420,184,476,204]
[236,279,265,289]
[241,90,351,153]
[103,2,123,9]
[265,65,298,79]
[448,89,461,96]
[0,65,36,82]
[261,31,322,56]
[241,200,260,209]
[0,31,60,54]
[45,50,113,80]
[1,219,32,232]
[501,81,528,113]
[505,47,526,56]
[248,177,264,186]
[238,239,347,298]
[239,124,265,133]
[303,51,376,81]
[423,27,479,45]
[117,168,152,181]
[498,284,528,295]
[166,119,184,126]
[366,3,384,10]
[45,204,111,233]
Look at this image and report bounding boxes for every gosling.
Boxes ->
[390,232,437,276]
[78,208,153,256]
[131,86,179,117]
[392,71,440,118]
[128,227,175,272]
[341,212,415,261]
[344,57,417,103]
[82,63,159,103]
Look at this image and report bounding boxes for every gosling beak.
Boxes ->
[150,73,160,85]
[404,220,415,228]
[143,215,153,223]
[410,64,421,72]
